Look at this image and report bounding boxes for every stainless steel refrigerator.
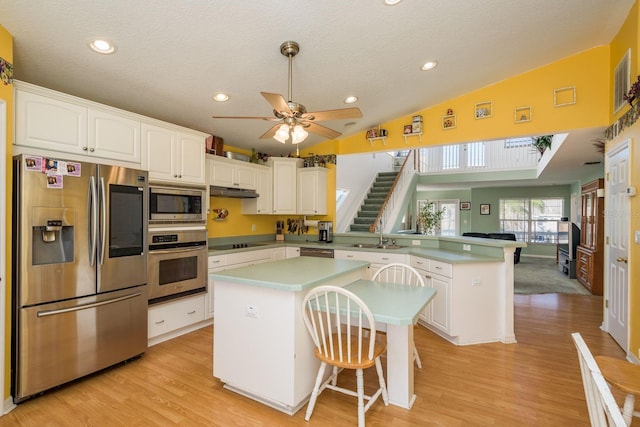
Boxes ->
[12,154,149,402]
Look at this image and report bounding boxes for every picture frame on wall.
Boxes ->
[480,204,490,215]
[460,202,471,210]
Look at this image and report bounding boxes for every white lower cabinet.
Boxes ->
[148,294,206,346]
[286,246,300,258]
[334,250,407,279]
[411,256,451,334]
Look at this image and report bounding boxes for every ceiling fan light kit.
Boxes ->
[212,40,362,148]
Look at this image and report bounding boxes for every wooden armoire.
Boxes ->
[576,179,604,295]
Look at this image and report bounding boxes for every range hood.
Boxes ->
[209,185,258,198]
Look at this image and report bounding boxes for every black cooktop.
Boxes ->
[209,243,267,250]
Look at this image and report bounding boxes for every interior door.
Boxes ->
[605,141,630,350]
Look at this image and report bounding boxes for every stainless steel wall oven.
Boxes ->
[148,227,208,304]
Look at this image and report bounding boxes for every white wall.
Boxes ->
[336,152,394,232]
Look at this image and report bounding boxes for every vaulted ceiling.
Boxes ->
[0,0,634,162]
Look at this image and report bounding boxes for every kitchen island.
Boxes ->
[211,257,369,415]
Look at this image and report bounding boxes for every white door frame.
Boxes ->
[0,100,7,412]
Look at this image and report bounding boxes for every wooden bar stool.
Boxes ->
[596,355,640,425]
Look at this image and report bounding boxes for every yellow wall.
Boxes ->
[206,163,335,239]
[610,1,640,357]
[0,23,12,403]
[334,46,610,155]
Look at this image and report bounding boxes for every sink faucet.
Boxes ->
[378,219,387,245]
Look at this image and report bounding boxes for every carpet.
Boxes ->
[514,257,591,295]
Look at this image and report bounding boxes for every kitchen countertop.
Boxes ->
[208,240,504,264]
[209,257,369,291]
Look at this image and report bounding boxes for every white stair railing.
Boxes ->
[372,150,417,233]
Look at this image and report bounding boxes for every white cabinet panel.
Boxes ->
[15,89,88,154]
[144,123,177,181]
[208,155,258,190]
[271,158,301,214]
[176,132,206,185]
[88,109,141,163]
[148,294,206,342]
[242,165,272,214]
[297,167,328,215]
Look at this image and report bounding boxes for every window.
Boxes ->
[417,199,458,236]
[335,188,349,210]
[499,198,564,243]
[614,49,631,113]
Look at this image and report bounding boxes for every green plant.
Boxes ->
[418,201,445,234]
[532,135,553,154]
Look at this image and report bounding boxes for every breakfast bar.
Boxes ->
[211,257,436,414]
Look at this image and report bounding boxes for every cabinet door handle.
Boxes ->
[187,310,196,315]
[89,147,95,152]
[155,319,165,325]
[616,257,628,263]
[82,146,88,151]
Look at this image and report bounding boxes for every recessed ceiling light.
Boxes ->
[89,38,117,54]
[213,93,230,102]
[421,61,438,71]
[344,96,358,104]
[384,0,403,5]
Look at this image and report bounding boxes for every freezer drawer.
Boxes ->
[13,286,148,402]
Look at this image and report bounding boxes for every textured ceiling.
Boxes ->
[0,0,633,181]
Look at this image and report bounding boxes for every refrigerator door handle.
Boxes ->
[99,177,107,265]
[89,176,98,266]
[36,291,143,317]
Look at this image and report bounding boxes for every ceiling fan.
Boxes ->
[212,41,362,144]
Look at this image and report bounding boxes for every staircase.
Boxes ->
[350,172,398,232]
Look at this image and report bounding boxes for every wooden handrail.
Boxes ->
[368,150,416,233]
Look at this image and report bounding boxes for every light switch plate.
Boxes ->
[635,230,640,244]
[463,244,471,251]
[412,240,421,246]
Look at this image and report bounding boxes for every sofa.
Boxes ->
[462,232,521,264]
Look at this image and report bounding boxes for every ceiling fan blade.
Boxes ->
[212,115,276,120]
[261,92,292,114]
[303,107,362,121]
[258,124,281,139]
[306,122,342,140]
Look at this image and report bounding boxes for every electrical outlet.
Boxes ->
[246,305,258,318]
[635,230,640,244]
[472,278,482,286]
[251,224,256,232]
[463,244,471,251]
[412,240,421,246]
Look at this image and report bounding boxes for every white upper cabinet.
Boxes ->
[15,81,207,173]
[241,164,272,214]
[88,109,141,163]
[208,155,257,190]
[15,88,88,155]
[297,167,328,215]
[143,125,207,186]
[176,132,206,185]
[271,157,302,214]
[143,123,177,181]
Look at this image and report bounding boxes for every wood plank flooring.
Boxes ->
[1,293,634,426]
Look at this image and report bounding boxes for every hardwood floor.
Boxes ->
[1,293,633,426]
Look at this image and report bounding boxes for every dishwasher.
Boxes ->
[299,247,334,258]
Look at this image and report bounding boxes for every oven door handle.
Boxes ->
[149,245,207,255]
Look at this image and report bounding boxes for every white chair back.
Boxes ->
[571,332,627,427]
[302,285,377,364]
[372,263,425,287]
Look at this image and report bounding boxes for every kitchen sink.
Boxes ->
[353,243,378,248]
[352,243,405,249]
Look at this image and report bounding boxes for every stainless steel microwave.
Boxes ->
[149,185,206,224]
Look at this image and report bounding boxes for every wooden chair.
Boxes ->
[372,262,425,368]
[302,285,389,427]
[571,332,627,426]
